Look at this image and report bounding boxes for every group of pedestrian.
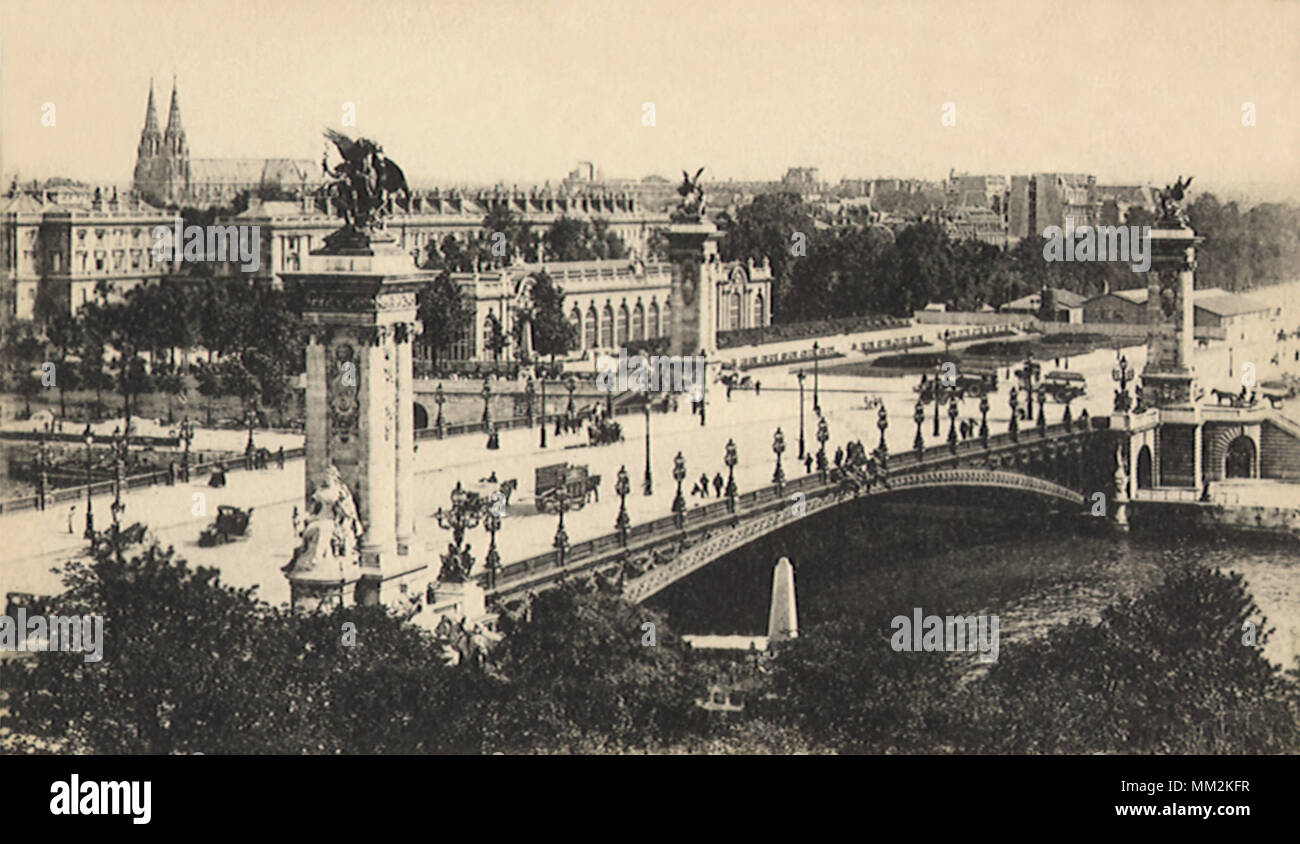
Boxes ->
[690,471,727,498]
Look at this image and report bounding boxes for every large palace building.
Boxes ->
[132,77,318,208]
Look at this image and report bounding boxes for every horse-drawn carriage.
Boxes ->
[588,416,623,446]
[534,462,600,513]
[466,476,518,512]
[198,505,253,547]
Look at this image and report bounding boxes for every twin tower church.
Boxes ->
[131,76,318,208]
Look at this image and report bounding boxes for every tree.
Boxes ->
[483,312,507,362]
[417,271,472,369]
[44,309,83,418]
[485,587,704,751]
[0,536,489,754]
[516,271,575,362]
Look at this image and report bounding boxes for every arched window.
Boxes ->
[616,304,629,345]
[632,303,645,341]
[729,292,742,330]
[585,305,598,349]
[753,293,764,326]
[570,306,582,346]
[648,301,660,338]
[600,304,614,348]
[662,301,671,336]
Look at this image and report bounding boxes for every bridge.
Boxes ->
[480,419,1109,607]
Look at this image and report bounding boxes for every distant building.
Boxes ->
[1095,185,1156,226]
[132,77,319,208]
[1001,287,1085,322]
[218,187,670,285]
[442,257,772,363]
[782,167,821,194]
[1,183,171,321]
[1007,173,1101,239]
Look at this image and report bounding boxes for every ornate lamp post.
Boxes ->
[672,452,687,527]
[539,377,547,448]
[932,366,943,438]
[699,349,707,427]
[1008,386,1020,442]
[812,341,821,413]
[481,377,492,432]
[553,485,571,567]
[772,427,786,489]
[524,379,536,427]
[797,370,807,460]
[35,434,50,512]
[1036,386,1048,434]
[179,416,195,482]
[724,439,738,511]
[111,426,125,512]
[82,425,94,540]
[616,465,631,544]
[1112,354,1133,413]
[244,408,256,460]
[433,383,446,434]
[945,395,957,450]
[978,393,990,445]
[642,402,653,495]
[877,403,889,459]
[483,508,502,589]
[435,481,485,582]
[565,374,577,417]
[913,399,925,457]
[816,415,829,479]
[1021,353,1036,419]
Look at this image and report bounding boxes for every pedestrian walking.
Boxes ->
[292,506,302,537]
[713,472,725,497]
[277,446,285,469]
[755,381,761,396]
[804,454,814,474]
[834,446,843,468]
[68,505,76,534]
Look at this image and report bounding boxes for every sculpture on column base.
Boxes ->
[283,464,365,579]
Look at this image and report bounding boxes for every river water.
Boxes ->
[650,478,1300,674]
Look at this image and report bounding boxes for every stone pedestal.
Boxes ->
[1141,225,1203,407]
[283,228,431,607]
[425,579,487,627]
[667,221,723,359]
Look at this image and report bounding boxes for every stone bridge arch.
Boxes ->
[617,469,1085,603]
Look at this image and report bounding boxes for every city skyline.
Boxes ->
[1,0,1298,202]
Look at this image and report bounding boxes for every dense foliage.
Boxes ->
[3,532,1295,755]
[720,193,1300,323]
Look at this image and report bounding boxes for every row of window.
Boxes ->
[571,300,668,349]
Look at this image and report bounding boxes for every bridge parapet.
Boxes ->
[486,421,1110,605]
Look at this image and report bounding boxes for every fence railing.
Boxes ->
[0,395,665,516]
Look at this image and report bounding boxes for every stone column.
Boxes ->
[667,221,721,359]
[359,328,396,569]
[304,334,328,503]
[395,322,416,554]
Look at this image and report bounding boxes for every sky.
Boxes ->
[1,0,1297,201]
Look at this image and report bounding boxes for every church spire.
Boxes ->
[163,74,187,158]
[141,77,160,137]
